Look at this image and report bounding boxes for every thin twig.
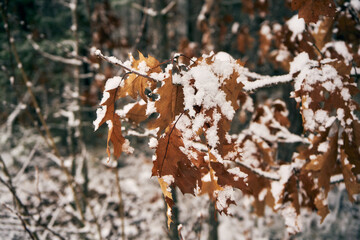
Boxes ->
[114,166,126,240]
[3,204,36,240]
[305,23,325,58]
[132,1,176,17]
[95,49,157,81]
[28,37,82,66]
[234,161,280,181]
[0,4,85,223]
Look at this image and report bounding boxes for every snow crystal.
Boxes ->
[207,125,220,148]
[202,172,211,182]
[258,188,267,201]
[148,137,158,148]
[314,110,328,124]
[271,164,292,210]
[286,15,305,42]
[213,52,235,79]
[323,41,353,64]
[337,108,345,120]
[192,113,206,132]
[227,167,248,181]
[231,22,240,34]
[104,76,123,91]
[116,102,139,118]
[275,49,291,62]
[93,105,107,131]
[318,142,329,153]
[322,81,335,92]
[330,174,343,183]
[106,120,113,130]
[260,24,271,40]
[162,175,175,185]
[302,109,315,131]
[137,61,150,73]
[216,186,235,212]
[290,52,310,75]
[282,205,301,234]
[273,23,282,32]
[69,2,76,10]
[145,100,156,116]
[351,0,360,10]
[346,118,353,125]
[341,88,351,101]
[192,65,220,104]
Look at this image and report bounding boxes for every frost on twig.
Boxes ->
[28,36,82,66]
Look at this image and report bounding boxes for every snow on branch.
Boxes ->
[242,73,293,91]
[94,49,157,81]
[235,160,281,181]
[28,36,82,66]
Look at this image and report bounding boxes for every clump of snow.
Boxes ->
[216,186,235,212]
[351,0,360,10]
[282,204,302,234]
[227,167,248,181]
[271,164,292,210]
[93,106,107,131]
[122,139,134,154]
[258,188,268,201]
[286,15,305,42]
[162,175,175,185]
[323,41,353,65]
[148,137,158,148]
[202,172,211,182]
[260,24,272,40]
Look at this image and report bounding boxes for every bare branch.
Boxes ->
[3,204,36,240]
[114,167,126,240]
[235,161,281,181]
[28,37,82,66]
[132,1,176,17]
[94,49,157,81]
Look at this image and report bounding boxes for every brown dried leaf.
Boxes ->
[147,75,184,134]
[340,149,360,202]
[118,52,159,101]
[97,88,132,159]
[152,125,206,195]
[291,0,336,23]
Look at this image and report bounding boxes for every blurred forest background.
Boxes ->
[1,0,359,239]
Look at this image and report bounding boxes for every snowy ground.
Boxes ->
[0,129,359,240]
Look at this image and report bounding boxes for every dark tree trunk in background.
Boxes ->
[150,0,169,60]
[167,187,179,240]
[208,201,218,240]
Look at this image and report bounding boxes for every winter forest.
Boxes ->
[1,0,360,239]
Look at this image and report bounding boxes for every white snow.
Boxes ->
[271,164,292,210]
[227,167,248,181]
[286,15,305,42]
[351,0,360,10]
[216,186,235,212]
[162,175,175,185]
[93,105,107,131]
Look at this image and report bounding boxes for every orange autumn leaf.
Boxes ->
[118,52,160,101]
[147,74,185,134]
[94,83,133,159]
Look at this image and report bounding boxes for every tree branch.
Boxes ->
[3,204,37,240]
[94,49,157,81]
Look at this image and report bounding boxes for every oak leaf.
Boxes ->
[291,0,336,23]
[147,74,185,134]
[118,52,160,101]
